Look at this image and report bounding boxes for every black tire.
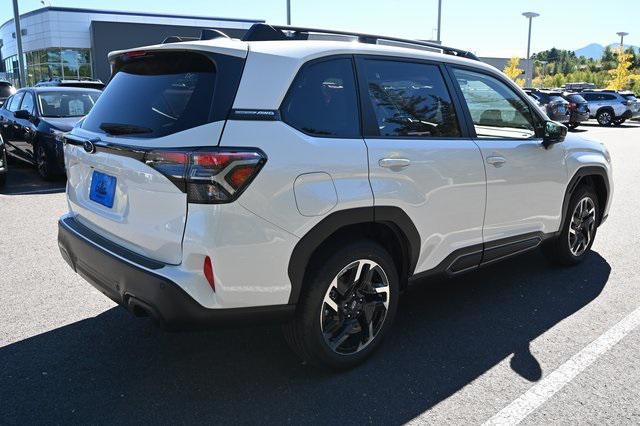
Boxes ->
[614,118,626,126]
[596,110,614,126]
[0,172,5,188]
[567,123,579,130]
[544,185,600,266]
[34,143,55,181]
[283,240,400,370]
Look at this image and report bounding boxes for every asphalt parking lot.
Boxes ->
[1,121,640,425]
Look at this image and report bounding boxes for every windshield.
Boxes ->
[38,91,100,118]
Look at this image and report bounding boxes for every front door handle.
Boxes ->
[486,156,507,167]
[379,158,411,169]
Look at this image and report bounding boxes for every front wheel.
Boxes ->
[283,241,399,370]
[35,143,55,181]
[596,110,613,126]
[544,185,600,266]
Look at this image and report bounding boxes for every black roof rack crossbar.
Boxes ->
[241,23,478,61]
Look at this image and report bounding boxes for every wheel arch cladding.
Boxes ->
[287,206,420,304]
[561,166,609,231]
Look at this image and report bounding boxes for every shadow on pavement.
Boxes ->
[0,161,65,195]
[0,250,610,424]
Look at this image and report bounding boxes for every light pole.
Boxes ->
[436,0,442,44]
[11,0,26,87]
[522,12,539,87]
[286,0,291,25]
[616,31,629,50]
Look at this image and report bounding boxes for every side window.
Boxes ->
[603,94,616,101]
[582,93,595,101]
[281,57,359,138]
[8,92,24,112]
[2,96,13,110]
[20,92,35,114]
[361,59,460,137]
[453,68,538,139]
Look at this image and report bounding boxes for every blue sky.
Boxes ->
[2,0,639,57]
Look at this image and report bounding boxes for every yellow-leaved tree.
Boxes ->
[503,57,525,87]
[607,48,633,90]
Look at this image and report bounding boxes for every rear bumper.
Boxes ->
[58,215,295,329]
[570,111,590,123]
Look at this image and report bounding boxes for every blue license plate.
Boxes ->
[89,170,116,208]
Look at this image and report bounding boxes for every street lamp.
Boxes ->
[436,0,442,44]
[522,12,539,87]
[286,0,291,25]
[617,31,629,49]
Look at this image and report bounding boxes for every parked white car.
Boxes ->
[58,24,613,369]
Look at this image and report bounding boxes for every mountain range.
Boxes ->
[574,43,639,59]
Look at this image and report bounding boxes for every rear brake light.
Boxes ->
[124,50,148,59]
[144,148,266,204]
[568,102,577,109]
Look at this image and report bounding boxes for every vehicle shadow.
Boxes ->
[580,121,640,129]
[0,250,610,424]
[0,162,65,195]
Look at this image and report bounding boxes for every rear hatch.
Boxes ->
[64,42,248,264]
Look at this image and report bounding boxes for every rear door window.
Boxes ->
[281,57,360,138]
[81,51,241,139]
[360,59,460,138]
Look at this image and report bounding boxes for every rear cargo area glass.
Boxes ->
[81,51,220,139]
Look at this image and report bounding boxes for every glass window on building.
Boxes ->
[5,48,93,87]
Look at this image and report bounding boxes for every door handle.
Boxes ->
[379,158,411,169]
[486,156,506,167]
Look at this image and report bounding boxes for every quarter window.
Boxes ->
[453,68,538,139]
[281,58,360,138]
[362,59,460,137]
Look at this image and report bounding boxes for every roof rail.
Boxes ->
[241,23,479,61]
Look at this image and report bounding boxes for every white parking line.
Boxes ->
[482,305,640,426]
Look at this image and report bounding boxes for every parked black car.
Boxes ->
[0,134,7,188]
[524,89,570,123]
[36,78,105,91]
[0,81,16,107]
[562,93,590,129]
[0,87,101,180]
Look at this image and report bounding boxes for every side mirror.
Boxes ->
[14,109,31,120]
[542,120,567,148]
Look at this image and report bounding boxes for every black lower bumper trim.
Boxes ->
[58,217,295,330]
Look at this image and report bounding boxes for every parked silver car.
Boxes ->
[580,90,634,126]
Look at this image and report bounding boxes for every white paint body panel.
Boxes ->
[294,172,338,217]
[474,138,568,242]
[366,138,486,272]
[220,120,373,238]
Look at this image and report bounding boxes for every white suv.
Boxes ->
[58,24,613,369]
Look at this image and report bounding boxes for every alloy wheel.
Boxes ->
[36,145,48,177]
[320,259,390,355]
[598,112,612,126]
[568,197,596,257]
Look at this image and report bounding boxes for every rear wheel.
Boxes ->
[0,172,5,188]
[614,118,626,126]
[283,241,399,370]
[35,143,55,181]
[567,123,579,130]
[544,185,600,266]
[596,110,613,126]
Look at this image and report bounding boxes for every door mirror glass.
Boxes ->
[543,120,567,147]
[14,109,31,120]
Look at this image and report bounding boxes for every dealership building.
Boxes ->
[0,6,262,86]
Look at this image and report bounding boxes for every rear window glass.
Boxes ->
[281,58,360,138]
[0,83,14,98]
[566,94,586,103]
[549,95,566,103]
[81,52,217,138]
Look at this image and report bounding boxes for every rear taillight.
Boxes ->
[204,256,215,291]
[568,102,577,109]
[144,148,266,204]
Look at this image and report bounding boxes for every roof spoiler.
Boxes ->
[240,23,479,61]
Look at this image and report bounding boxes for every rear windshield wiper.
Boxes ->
[99,122,153,135]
